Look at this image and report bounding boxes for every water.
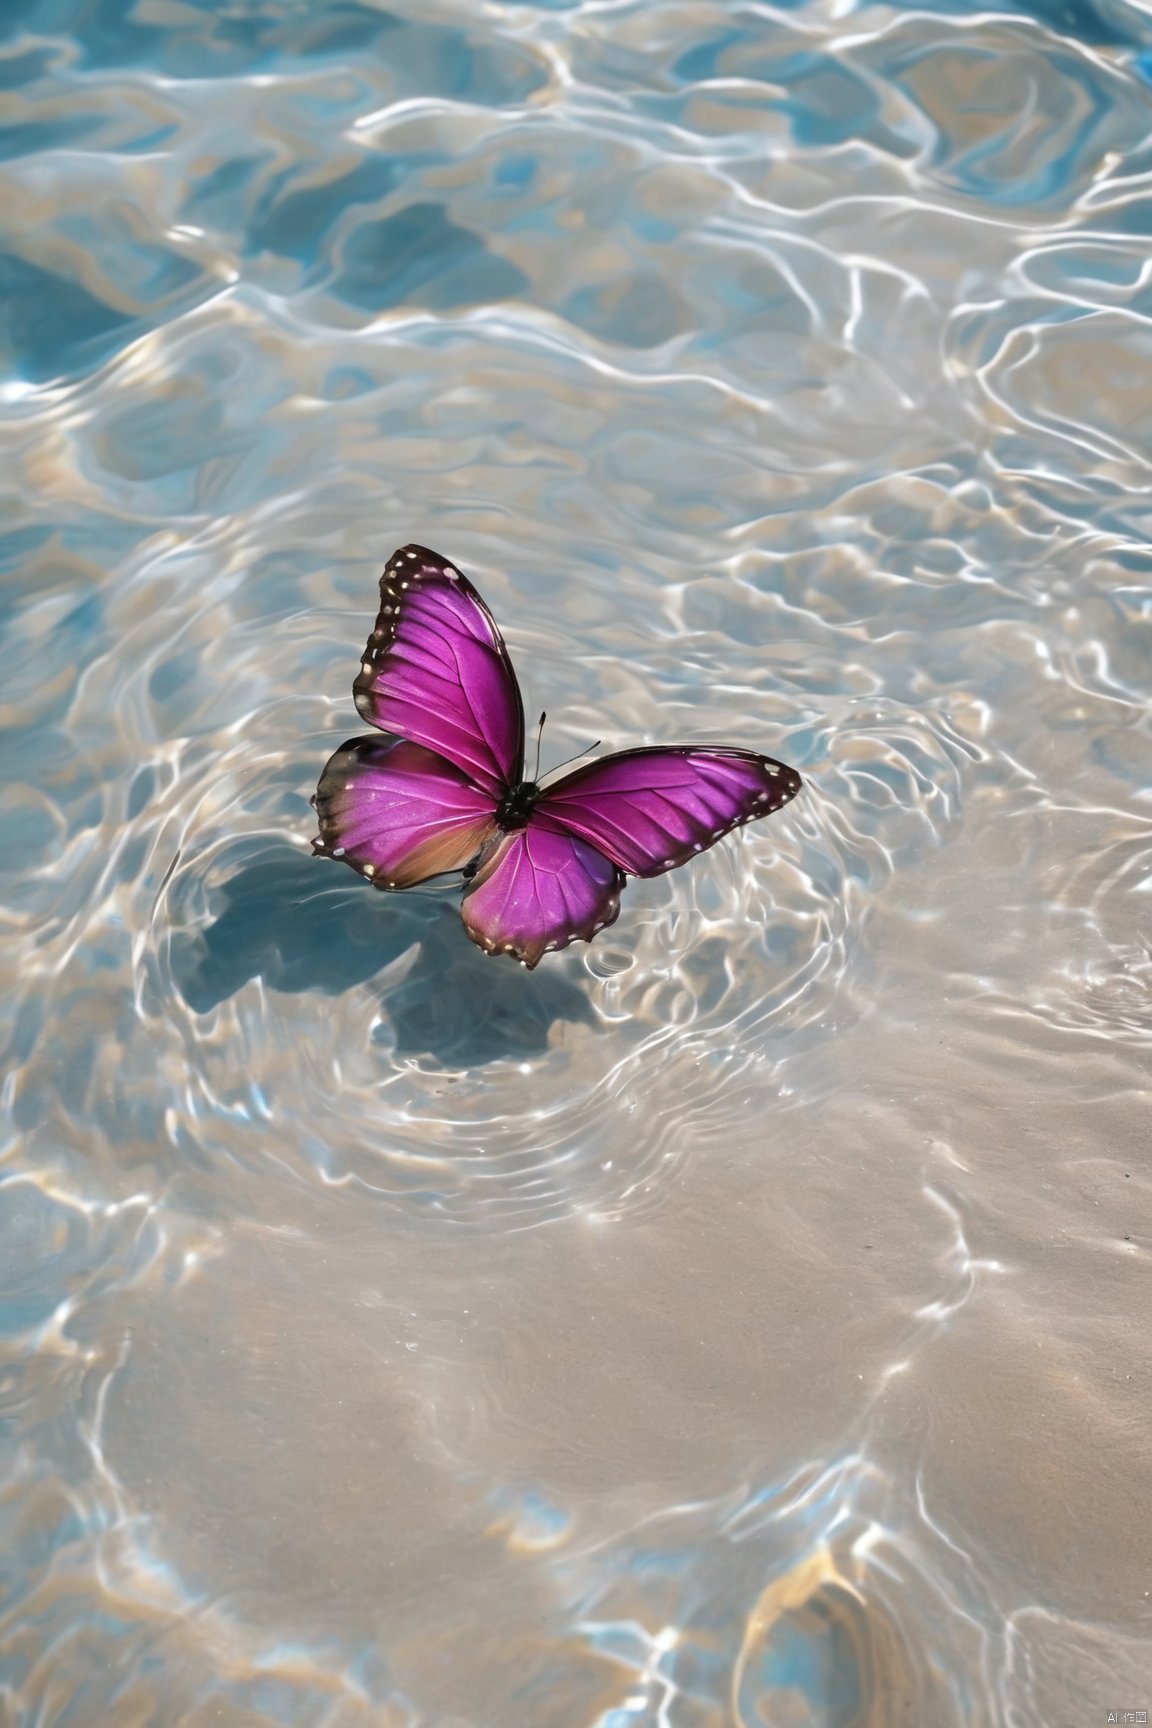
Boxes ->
[2,0,1150,1722]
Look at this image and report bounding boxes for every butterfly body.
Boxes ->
[313,545,801,968]
[496,779,542,830]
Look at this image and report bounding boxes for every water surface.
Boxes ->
[2,0,1151,1723]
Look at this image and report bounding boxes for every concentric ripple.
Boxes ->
[2,0,1151,1721]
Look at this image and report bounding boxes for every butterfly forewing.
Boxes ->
[461,827,625,969]
[353,544,525,799]
[313,737,499,889]
[533,746,801,878]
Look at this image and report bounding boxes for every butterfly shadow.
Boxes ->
[168,842,597,1067]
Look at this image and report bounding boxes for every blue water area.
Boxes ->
[2,0,1150,1724]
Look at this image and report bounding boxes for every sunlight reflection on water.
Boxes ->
[2,0,1151,1723]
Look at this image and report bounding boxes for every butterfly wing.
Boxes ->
[313,737,499,889]
[533,746,801,877]
[352,544,525,799]
[461,826,625,969]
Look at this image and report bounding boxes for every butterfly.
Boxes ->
[312,545,802,969]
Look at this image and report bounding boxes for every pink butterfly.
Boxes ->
[313,545,801,968]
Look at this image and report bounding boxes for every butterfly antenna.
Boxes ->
[541,739,602,781]
[533,711,546,781]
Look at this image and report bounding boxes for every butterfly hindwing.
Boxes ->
[353,544,525,799]
[533,746,802,878]
[313,736,498,890]
[461,826,625,969]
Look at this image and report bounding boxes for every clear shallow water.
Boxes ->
[2,0,1151,1721]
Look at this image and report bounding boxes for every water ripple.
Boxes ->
[3,0,1151,1719]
